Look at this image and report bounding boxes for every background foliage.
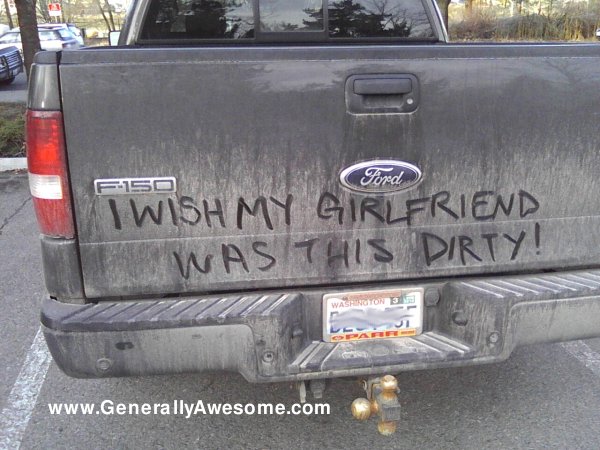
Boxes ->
[0,103,25,158]
[444,0,600,40]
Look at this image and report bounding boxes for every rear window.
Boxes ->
[0,33,20,43]
[56,28,73,39]
[140,0,436,42]
[39,30,60,41]
[68,26,82,37]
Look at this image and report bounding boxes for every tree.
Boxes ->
[95,0,117,32]
[36,1,51,22]
[4,0,14,28]
[437,0,451,32]
[14,0,41,78]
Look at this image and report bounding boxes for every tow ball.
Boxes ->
[351,375,401,436]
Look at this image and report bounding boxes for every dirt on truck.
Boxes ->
[26,0,600,435]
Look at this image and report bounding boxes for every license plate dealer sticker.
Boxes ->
[323,288,424,343]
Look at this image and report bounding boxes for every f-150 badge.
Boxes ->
[339,160,422,193]
[94,177,177,195]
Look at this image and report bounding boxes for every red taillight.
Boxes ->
[27,110,75,238]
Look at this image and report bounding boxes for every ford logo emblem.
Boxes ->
[339,160,422,193]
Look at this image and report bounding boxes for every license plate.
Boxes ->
[322,288,424,343]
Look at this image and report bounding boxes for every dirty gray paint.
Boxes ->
[56,45,600,298]
[41,269,600,380]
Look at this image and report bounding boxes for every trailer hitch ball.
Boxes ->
[350,398,372,421]
[351,374,401,436]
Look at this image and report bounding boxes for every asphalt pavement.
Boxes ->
[0,73,27,103]
[1,173,600,449]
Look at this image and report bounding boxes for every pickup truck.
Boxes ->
[0,46,22,84]
[27,0,600,434]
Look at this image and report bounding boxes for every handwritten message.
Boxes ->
[105,190,542,278]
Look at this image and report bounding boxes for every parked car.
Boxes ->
[0,28,81,54]
[0,45,22,84]
[38,23,85,46]
[47,27,82,49]
[596,28,600,40]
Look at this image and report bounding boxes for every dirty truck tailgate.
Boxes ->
[57,46,600,297]
[31,41,600,382]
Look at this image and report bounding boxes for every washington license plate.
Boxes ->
[322,288,424,343]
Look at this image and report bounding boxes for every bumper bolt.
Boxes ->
[488,332,500,344]
[262,350,275,363]
[96,358,112,372]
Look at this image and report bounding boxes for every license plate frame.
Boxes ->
[322,288,424,343]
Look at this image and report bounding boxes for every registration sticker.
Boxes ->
[322,288,424,343]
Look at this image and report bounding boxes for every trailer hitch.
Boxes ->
[351,375,401,435]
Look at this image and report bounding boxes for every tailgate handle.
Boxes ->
[353,78,412,96]
[346,74,419,114]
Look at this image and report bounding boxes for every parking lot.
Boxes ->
[0,73,27,104]
[1,172,600,449]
